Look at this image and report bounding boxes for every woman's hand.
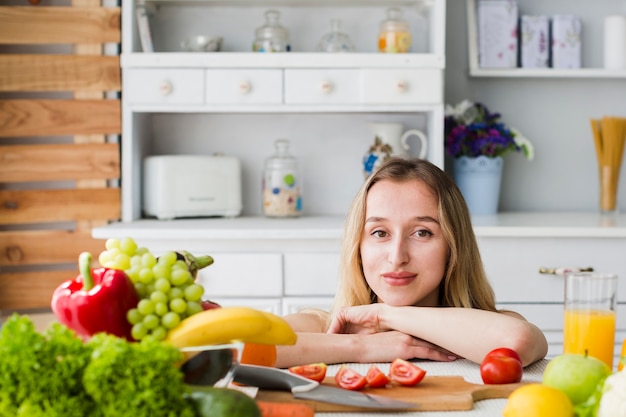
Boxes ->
[354,331,459,363]
[327,304,388,334]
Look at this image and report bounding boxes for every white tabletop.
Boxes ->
[317,359,548,417]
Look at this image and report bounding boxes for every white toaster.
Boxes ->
[143,155,243,219]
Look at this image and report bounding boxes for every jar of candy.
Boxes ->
[253,10,291,52]
[262,139,302,217]
[378,8,411,53]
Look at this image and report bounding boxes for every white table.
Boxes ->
[317,359,548,417]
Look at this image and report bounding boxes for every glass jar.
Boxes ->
[317,19,355,53]
[262,139,302,217]
[378,8,411,53]
[253,10,290,53]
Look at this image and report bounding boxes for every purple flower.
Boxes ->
[444,101,525,159]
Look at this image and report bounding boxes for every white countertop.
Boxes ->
[93,212,626,241]
[318,359,548,417]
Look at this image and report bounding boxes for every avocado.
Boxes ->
[186,386,261,417]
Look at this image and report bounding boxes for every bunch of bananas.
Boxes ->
[166,306,297,348]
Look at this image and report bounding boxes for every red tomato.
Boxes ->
[288,363,327,383]
[388,358,427,386]
[365,365,391,388]
[485,347,522,363]
[334,365,368,390]
[480,348,523,384]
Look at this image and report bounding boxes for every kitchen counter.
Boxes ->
[316,359,548,417]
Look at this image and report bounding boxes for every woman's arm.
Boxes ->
[328,304,548,367]
[275,311,457,368]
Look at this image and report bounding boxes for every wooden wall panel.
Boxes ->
[0,99,121,137]
[0,2,121,312]
[0,55,120,92]
[0,6,121,44]
[0,143,120,182]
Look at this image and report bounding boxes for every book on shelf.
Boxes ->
[136,1,154,53]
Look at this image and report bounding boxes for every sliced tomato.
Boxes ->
[365,364,391,388]
[388,358,427,386]
[334,365,367,390]
[288,363,327,382]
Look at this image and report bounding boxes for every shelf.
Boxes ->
[142,0,431,6]
[121,52,445,69]
[469,68,626,79]
[93,212,626,242]
[465,0,626,79]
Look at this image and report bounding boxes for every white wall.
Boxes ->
[445,0,626,213]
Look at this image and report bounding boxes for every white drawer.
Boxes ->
[283,296,334,316]
[210,297,282,315]
[284,69,361,104]
[124,69,204,105]
[205,69,283,104]
[479,236,626,303]
[284,253,340,296]
[196,253,282,297]
[361,69,442,104]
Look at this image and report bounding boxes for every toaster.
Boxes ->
[143,155,243,219]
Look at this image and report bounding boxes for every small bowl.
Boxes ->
[181,35,223,52]
[180,342,243,387]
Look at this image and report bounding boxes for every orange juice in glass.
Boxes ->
[563,272,618,369]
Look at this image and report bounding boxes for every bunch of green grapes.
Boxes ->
[99,237,205,341]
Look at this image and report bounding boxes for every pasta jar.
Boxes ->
[262,139,302,217]
[378,8,411,53]
[253,10,291,53]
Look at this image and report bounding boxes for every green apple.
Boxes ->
[542,353,611,405]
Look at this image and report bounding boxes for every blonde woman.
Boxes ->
[276,158,547,368]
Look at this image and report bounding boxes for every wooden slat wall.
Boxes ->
[0,1,121,312]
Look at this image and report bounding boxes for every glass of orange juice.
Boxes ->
[563,272,618,368]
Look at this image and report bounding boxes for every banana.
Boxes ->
[245,310,297,346]
[165,306,298,349]
[165,306,271,348]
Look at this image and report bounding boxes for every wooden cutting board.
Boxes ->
[255,376,528,412]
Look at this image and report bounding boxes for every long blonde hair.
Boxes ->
[329,158,497,325]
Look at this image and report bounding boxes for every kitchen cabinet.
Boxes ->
[465,0,626,78]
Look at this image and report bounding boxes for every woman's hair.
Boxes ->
[330,157,497,324]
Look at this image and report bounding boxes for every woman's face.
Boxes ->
[360,179,449,307]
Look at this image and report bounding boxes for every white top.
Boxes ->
[93,212,626,241]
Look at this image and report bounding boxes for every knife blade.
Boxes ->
[233,364,418,410]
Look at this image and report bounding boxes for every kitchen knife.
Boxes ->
[233,364,418,410]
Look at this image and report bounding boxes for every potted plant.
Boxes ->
[444,100,534,215]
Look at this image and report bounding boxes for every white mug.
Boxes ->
[368,122,428,158]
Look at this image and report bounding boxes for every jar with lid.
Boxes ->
[262,139,302,217]
[317,19,355,53]
[378,8,411,53]
[253,10,290,52]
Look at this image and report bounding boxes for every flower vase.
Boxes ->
[453,156,503,215]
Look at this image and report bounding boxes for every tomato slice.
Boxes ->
[388,358,427,386]
[334,365,368,390]
[365,364,391,388]
[288,363,327,382]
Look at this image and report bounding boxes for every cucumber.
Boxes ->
[186,386,261,417]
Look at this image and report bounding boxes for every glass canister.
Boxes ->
[262,139,302,217]
[253,10,291,52]
[378,8,411,53]
[317,19,355,52]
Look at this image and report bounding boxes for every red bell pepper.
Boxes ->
[51,252,139,341]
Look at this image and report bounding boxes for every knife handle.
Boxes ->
[233,364,319,392]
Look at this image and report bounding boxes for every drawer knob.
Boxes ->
[159,80,173,96]
[396,80,409,93]
[238,81,252,95]
[319,80,334,94]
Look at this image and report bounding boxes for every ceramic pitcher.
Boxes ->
[368,122,428,158]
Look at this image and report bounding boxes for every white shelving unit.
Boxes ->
[466,0,626,78]
[118,0,448,222]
